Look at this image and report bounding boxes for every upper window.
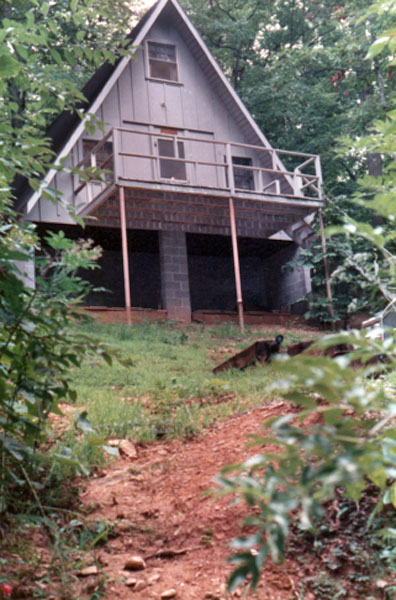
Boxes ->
[148,41,179,82]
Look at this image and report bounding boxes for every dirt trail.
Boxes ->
[80,401,301,600]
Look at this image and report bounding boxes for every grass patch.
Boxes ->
[52,320,312,473]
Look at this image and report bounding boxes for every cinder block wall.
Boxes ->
[159,231,192,322]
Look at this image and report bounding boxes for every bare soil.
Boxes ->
[79,401,301,600]
[2,398,390,599]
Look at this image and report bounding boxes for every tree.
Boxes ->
[0,0,139,511]
[217,2,396,590]
[182,0,391,190]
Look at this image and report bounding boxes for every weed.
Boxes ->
[201,527,214,546]
[308,573,347,599]
[208,322,245,339]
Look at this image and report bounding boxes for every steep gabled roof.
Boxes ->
[19,0,281,214]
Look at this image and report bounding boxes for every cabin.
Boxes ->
[16,0,324,327]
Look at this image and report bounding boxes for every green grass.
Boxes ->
[51,320,310,473]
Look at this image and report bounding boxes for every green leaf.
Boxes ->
[49,48,62,65]
[368,466,387,489]
[0,53,21,78]
[345,479,366,502]
[227,564,250,592]
[14,45,28,61]
[48,19,58,36]
[75,411,95,434]
[0,435,29,461]
[323,408,344,425]
[389,482,396,509]
[40,2,49,16]
[366,36,389,58]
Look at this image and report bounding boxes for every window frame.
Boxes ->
[80,138,114,183]
[232,156,255,191]
[157,136,187,181]
[146,40,181,84]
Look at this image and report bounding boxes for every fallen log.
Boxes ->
[213,335,284,374]
[286,340,354,358]
[285,340,390,375]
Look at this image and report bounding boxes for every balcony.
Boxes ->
[74,126,324,217]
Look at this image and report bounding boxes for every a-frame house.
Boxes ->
[17,0,324,326]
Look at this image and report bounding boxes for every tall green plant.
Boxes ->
[0,229,119,509]
[0,0,139,511]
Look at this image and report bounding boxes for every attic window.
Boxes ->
[148,41,178,82]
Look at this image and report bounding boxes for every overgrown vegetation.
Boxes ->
[0,0,146,516]
[216,2,396,593]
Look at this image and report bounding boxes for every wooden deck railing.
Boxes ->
[74,127,323,207]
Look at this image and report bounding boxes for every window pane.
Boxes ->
[232,156,254,191]
[148,42,176,62]
[148,42,178,81]
[149,59,178,81]
[177,141,185,159]
[160,160,186,180]
[158,139,175,158]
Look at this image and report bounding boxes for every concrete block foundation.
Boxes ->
[159,231,192,322]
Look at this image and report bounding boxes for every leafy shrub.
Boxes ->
[217,333,396,590]
[0,231,117,510]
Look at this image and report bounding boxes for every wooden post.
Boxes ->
[226,143,244,331]
[225,143,234,193]
[119,186,132,326]
[315,155,324,200]
[229,197,245,332]
[113,128,120,184]
[319,209,335,325]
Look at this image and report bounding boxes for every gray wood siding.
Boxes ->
[30,11,282,224]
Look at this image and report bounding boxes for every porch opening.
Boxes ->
[35,224,161,309]
[186,233,308,314]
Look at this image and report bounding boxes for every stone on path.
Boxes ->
[107,439,138,459]
[161,589,177,599]
[78,566,100,577]
[124,556,146,571]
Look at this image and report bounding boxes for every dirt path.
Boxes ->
[80,401,302,600]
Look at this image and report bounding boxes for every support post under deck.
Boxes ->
[319,209,335,326]
[119,186,132,326]
[229,197,245,332]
